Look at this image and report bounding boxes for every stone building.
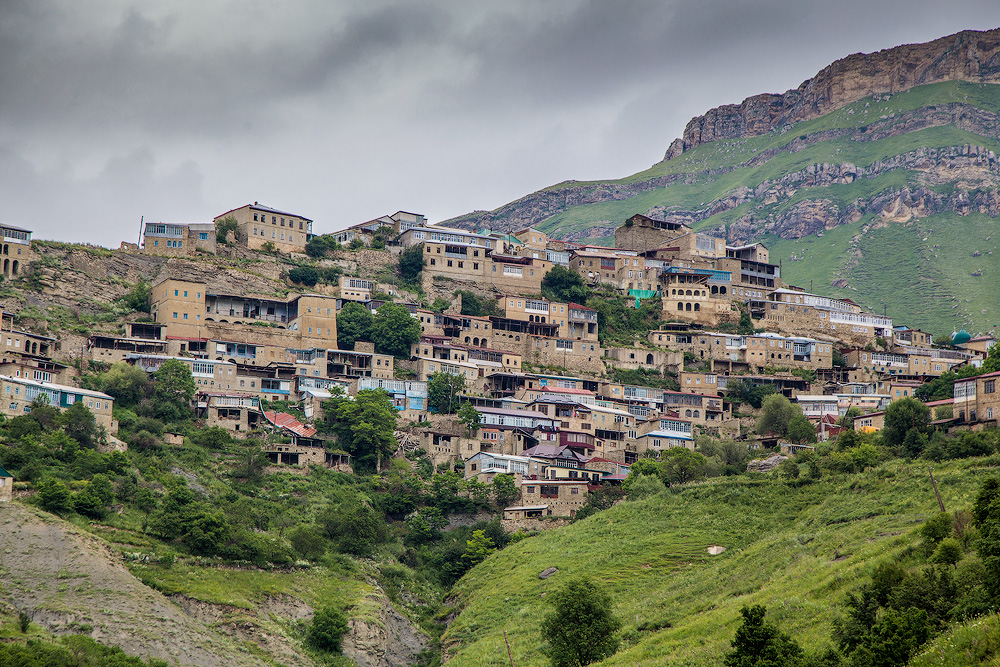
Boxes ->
[0,375,115,433]
[142,222,216,256]
[0,224,32,279]
[213,202,313,254]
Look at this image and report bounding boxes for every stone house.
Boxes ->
[953,370,1000,426]
[142,222,216,256]
[519,479,590,517]
[0,223,31,279]
[214,202,313,254]
[0,375,116,433]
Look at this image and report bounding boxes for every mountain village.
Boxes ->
[1,205,997,523]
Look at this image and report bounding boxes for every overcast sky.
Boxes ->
[2,1,998,247]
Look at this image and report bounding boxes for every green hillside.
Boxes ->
[451,80,1000,335]
[441,456,999,666]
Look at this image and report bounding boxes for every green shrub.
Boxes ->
[308,605,349,653]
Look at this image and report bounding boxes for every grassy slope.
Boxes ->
[442,457,999,667]
[766,211,1000,334]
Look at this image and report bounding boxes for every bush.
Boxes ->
[288,265,319,287]
[398,244,425,283]
[308,605,349,653]
[215,216,239,244]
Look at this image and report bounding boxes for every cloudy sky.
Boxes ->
[2,1,998,247]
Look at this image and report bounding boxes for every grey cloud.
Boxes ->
[0,0,998,247]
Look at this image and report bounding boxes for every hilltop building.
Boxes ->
[213,203,314,254]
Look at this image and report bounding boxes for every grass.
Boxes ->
[129,560,371,613]
[440,457,999,667]
[910,613,1000,666]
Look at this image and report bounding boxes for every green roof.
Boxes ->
[0,466,12,478]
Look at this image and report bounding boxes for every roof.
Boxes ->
[528,394,593,407]
[522,444,582,459]
[566,303,596,311]
[641,430,693,440]
[0,465,11,477]
[504,505,549,511]
[534,386,594,396]
[954,370,1000,382]
[215,203,312,222]
[0,224,32,234]
[0,374,113,400]
[478,406,550,418]
[263,411,318,438]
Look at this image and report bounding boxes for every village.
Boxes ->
[1,206,997,524]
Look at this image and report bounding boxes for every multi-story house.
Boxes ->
[0,224,31,280]
[142,222,216,256]
[150,278,339,356]
[213,202,313,254]
[953,370,1000,426]
[763,288,893,346]
[332,211,427,246]
[195,392,263,435]
[0,375,115,432]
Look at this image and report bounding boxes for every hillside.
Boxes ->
[440,457,999,666]
[444,28,1000,336]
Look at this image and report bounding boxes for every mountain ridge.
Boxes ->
[666,27,1000,159]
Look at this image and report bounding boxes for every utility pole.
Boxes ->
[928,467,945,513]
[137,216,143,246]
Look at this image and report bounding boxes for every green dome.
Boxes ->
[952,328,972,345]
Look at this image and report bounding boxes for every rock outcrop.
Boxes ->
[665,28,1000,159]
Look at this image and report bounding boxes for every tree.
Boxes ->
[336,301,373,350]
[61,401,99,449]
[983,342,1000,374]
[150,359,195,422]
[319,501,388,556]
[724,604,803,667]
[288,265,318,287]
[659,447,708,485]
[882,397,930,456]
[727,380,776,409]
[492,473,518,508]
[428,372,466,414]
[461,529,496,568]
[215,216,239,244]
[116,280,151,313]
[785,414,817,444]
[930,538,963,568]
[370,302,421,358]
[305,234,341,258]
[37,478,73,514]
[323,389,398,472]
[622,458,662,492]
[973,477,1000,598]
[778,458,800,481]
[398,244,425,283]
[540,577,621,667]
[99,362,149,408]
[194,425,230,450]
[458,402,482,436]
[308,605,349,653]
[756,394,799,437]
[541,265,590,304]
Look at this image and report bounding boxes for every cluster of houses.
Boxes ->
[0,207,996,519]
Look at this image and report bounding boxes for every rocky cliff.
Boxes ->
[665,28,1000,159]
